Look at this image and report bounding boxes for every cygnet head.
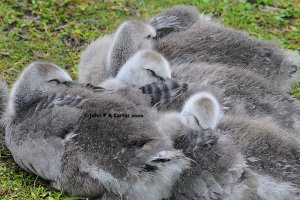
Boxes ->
[6,62,72,121]
[115,50,172,87]
[107,21,157,76]
[116,20,156,49]
[180,92,223,130]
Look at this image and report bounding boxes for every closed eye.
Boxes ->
[146,69,156,77]
[48,79,60,84]
[194,116,200,126]
[156,76,164,81]
[146,69,165,81]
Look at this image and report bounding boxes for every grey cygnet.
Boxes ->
[4,62,190,200]
[152,5,300,91]
[78,20,156,85]
[100,50,171,90]
[160,62,300,135]
[158,91,300,199]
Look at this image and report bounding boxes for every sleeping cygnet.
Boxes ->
[4,61,191,200]
[78,20,157,85]
[157,91,249,199]
[100,50,171,90]
[158,90,300,199]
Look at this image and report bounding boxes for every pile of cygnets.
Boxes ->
[0,5,300,200]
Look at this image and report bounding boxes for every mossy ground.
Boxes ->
[0,0,299,199]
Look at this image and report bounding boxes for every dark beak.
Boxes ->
[62,81,111,93]
[63,81,78,87]
[151,158,171,163]
[85,83,111,92]
[139,164,158,173]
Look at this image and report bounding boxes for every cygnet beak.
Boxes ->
[138,164,158,173]
[85,83,113,92]
[62,81,111,93]
[152,36,158,41]
[151,158,171,163]
[63,81,78,87]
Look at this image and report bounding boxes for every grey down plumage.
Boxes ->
[73,5,300,199]
[160,62,300,135]
[157,91,300,200]
[151,5,300,92]
[4,62,190,200]
[78,20,156,85]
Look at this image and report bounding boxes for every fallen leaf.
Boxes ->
[0,50,9,56]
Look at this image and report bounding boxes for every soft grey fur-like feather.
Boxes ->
[160,62,300,134]
[157,92,246,199]
[78,21,156,85]
[153,6,299,91]
[78,34,113,84]
[219,115,300,188]
[100,50,171,90]
[149,5,200,38]
[140,79,188,108]
[5,62,190,199]
[158,93,300,199]
[215,115,300,200]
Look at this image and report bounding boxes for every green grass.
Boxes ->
[0,0,299,199]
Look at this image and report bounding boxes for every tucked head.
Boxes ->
[120,20,156,47]
[116,50,172,87]
[107,20,157,76]
[6,62,72,120]
[180,92,223,130]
